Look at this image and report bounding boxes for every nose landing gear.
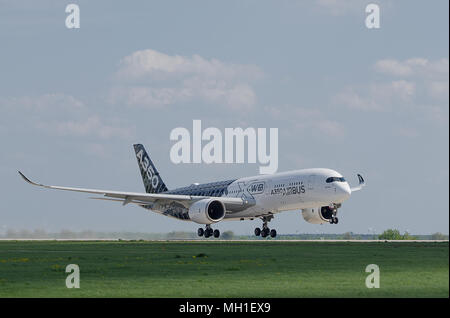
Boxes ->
[328,203,339,224]
[198,225,220,238]
[255,215,277,238]
[330,217,339,224]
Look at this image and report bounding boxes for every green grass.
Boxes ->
[0,241,448,297]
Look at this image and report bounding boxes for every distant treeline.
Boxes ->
[0,229,448,240]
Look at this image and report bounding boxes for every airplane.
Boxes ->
[18,144,365,238]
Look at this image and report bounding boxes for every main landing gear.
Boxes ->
[198,225,220,238]
[254,215,277,238]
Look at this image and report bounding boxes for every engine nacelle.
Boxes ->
[188,199,226,224]
[302,206,336,224]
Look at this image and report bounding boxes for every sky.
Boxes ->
[0,0,448,235]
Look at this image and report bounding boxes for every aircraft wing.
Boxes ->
[18,171,248,211]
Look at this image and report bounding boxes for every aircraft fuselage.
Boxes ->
[150,168,351,221]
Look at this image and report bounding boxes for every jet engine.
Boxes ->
[188,199,226,224]
[302,206,336,224]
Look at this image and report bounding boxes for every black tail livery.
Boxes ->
[133,144,168,193]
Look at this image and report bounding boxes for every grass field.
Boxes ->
[0,241,448,297]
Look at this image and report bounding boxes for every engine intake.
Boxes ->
[188,199,226,224]
[302,206,336,224]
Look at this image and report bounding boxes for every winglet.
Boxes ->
[18,171,44,187]
[357,174,365,186]
[350,173,366,192]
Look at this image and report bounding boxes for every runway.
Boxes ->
[0,238,448,242]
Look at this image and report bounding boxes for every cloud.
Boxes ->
[82,143,109,158]
[1,94,135,140]
[334,57,448,124]
[428,81,449,100]
[419,104,449,125]
[38,116,135,140]
[0,93,85,112]
[315,119,346,137]
[334,88,380,111]
[372,80,416,102]
[117,49,262,81]
[374,58,449,78]
[335,80,416,112]
[374,59,418,77]
[110,49,263,110]
[264,105,345,138]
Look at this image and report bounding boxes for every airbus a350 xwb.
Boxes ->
[19,144,365,238]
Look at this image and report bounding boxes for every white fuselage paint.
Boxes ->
[222,168,351,220]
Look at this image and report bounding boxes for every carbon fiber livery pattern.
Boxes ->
[141,181,237,221]
[167,180,236,196]
[134,144,237,221]
[133,144,168,193]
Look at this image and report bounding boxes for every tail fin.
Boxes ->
[133,144,168,193]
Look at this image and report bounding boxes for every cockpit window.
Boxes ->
[326,177,346,183]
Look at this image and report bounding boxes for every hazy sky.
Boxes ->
[0,0,448,235]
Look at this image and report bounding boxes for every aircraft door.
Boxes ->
[265,180,272,195]
[307,175,316,190]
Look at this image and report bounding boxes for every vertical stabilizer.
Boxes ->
[133,144,168,193]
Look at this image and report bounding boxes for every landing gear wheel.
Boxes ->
[197,228,204,237]
[204,226,213,238]
[270,229,277,238]
[213,229,220,238]
[333,217,339,224]
[259,215,274,238]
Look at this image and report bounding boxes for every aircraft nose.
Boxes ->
[337,182,351,200]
